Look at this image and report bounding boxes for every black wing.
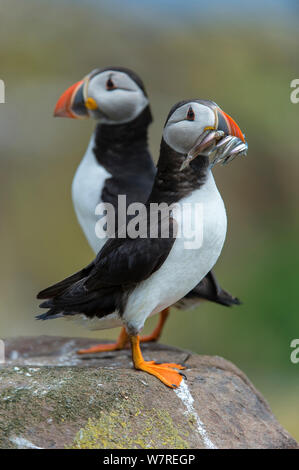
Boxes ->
[37,261,95,299]
[37,216,177,319]
[84,215,177,290]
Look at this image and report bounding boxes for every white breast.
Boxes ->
[124,170,227,332]
[72,134,111,254]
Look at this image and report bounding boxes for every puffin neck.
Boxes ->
[93,106,152,158]
[148,138,209,205]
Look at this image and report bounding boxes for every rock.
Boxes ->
[0,336,297,449]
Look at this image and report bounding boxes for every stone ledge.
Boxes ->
[0,336,297,449]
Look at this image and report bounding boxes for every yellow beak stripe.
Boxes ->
[85,97,98,110]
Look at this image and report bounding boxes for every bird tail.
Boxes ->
[36,308,64,320]
[36,271,121,322]
[209,288,241,307]
[187,271,241,307]
[36,262,94,299]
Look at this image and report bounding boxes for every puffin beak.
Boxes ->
[54,79,89,119]
[180,106,246,171]
[217,108,245,143]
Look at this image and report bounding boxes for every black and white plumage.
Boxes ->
[52,67,240,324]
[37,99,247,388]
[65,67,155,252]
[37,99,246,332]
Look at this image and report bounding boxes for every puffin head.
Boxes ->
[54,67,149,124]
[163,99,246,169]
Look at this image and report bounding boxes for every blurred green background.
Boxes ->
[0,0,298,440]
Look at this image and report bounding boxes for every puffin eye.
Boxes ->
[186,106,195,121]
[106,77,115,90]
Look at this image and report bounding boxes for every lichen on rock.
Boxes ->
[70,408,190,449]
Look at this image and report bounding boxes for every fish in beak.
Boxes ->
[181,101,247,170]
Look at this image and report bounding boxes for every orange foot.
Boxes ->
[130,335,185,389]
[77,328,129,355]
[135,360,185,389]
[154,361,186,370]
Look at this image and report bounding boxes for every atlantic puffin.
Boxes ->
[52,68,241,354]
[37,99,247,388]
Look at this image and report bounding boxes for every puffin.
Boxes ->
[52,67,241,355]
[37,99,247,388]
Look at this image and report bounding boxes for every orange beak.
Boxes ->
[54,79,87,119]
[218,108,245,142]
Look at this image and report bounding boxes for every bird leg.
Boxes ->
[77,308,170,355]
[77,327,129,354]
[140,308,170,343]
[130,334,185,389]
